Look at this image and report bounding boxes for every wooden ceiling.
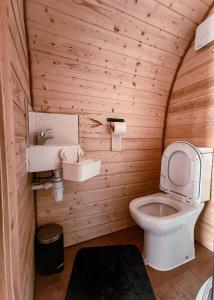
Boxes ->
[26,0,214,119]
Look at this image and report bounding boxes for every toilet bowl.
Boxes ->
[129,192,204,270]
[129,141,213,271]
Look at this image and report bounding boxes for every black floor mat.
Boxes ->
[65,244,156,300]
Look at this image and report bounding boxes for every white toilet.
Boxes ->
[129,141,213,271]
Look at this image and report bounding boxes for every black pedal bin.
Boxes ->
[35,224,64,275]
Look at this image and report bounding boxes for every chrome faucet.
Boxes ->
[36,128,53,145]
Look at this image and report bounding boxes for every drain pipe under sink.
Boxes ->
[31,169,64,202]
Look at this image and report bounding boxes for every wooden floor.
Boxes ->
[34,226,213,300]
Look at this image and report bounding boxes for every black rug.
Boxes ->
[65,245,156,300]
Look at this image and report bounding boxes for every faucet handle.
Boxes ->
[36,128,53,145]
[39,128,52,137]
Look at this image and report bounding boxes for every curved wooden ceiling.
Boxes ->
[26,0,214,120]
[26,0,214,245]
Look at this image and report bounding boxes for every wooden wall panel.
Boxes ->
[26,0,212,247]
[0,0,35,299]
[10,0,35,296]
[165,7,214,251]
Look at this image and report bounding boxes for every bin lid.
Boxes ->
[37,224,63,244]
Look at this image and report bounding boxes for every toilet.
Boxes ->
[129,141,213,271]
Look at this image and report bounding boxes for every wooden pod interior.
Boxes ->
[0,0,214,299]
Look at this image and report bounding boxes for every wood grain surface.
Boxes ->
[25,0,213,247]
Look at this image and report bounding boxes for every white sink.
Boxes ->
[27,145,80,172]
[62,159,101,182]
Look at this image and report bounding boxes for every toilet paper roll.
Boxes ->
[111,122,126,151]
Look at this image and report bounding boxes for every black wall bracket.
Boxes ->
[107,118,125,123]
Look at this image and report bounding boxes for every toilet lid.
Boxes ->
[160,141,202,204]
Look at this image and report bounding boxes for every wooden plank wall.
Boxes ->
[0,2,15,298]
[165,6,214,251]
[10,0,35,295]
[0,0,35,299]
[25,0,212,246]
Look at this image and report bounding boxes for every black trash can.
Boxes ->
[35,223,64,275]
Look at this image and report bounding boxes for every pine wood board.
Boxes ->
[32,71,168,106]
[33,94,166,117]
[28,27,175,82]
[30,50,171,93]
[28,0,188,56]
[98,0,196,39]
[26,2,180,69]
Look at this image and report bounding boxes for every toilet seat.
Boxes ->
[160,141,202,205]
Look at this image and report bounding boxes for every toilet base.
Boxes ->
[143,254,195,271]
[143,227,196,271]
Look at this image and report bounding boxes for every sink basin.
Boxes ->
[62,159,101,182]
[27,145,80,172]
